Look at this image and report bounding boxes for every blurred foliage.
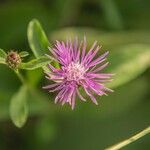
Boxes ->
[0,0,150,150]
[27,19,50,58]
[9,85,28,128]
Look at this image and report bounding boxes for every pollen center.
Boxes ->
[66,62,86,82]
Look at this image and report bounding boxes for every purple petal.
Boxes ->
[71,89,76,110]
[81,36,87,61]
[76,88,86,101]
[82,41,97,64]
[91,62,109,73]
[87,51,109,68]
[83,87,98,105]
[43,83,60,89]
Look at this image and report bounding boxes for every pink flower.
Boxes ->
[43,37,113,109]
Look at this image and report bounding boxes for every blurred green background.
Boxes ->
[0,0,150,150]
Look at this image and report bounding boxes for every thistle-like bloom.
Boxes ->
[43,37,113,109]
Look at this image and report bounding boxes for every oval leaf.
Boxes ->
[19,56,52,70]
[9,85,28,128]
[27,19,59,70]
[19,51,29,57]
[27,19,50,58]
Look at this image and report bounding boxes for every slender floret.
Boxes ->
[43,37,113,109]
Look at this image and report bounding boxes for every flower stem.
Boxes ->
[105,126,150,150]
[15,69,25,84]
[15,69,40,99]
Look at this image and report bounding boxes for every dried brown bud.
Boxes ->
[6,51,21,69]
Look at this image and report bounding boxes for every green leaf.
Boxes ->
[0,49,6,64]
[27,19,59,70]
[27,19,50,58]
[107,44,150,88]
[19,51,29,57]
[50,28,150,49]
[19,56,52,70]
[9,85,28,128]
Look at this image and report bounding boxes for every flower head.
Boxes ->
[43,37,113,109]
[6,51,21,69]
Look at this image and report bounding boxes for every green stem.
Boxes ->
[105,126,150,150]
[15,69,26,84]
[15,69,41,101]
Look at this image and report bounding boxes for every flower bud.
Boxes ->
[6,51,21,69]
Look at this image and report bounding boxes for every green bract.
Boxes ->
[19,51,29,57]
[0,48,6,64]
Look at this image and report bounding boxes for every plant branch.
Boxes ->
[15,70,25,84]
[105,126,150,150]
